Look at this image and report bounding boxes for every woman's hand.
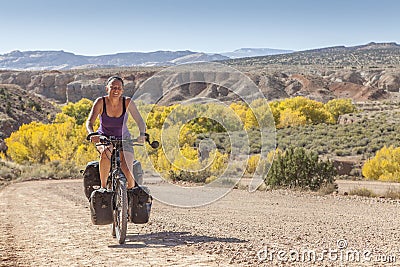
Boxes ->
[90,135,100,143]
[137,135,146,143]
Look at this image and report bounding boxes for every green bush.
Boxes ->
[264,147,336,190]
[168,169,210,183]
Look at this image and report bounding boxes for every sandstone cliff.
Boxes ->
[0,68,397,106]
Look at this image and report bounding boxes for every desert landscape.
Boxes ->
[1,42,400,266]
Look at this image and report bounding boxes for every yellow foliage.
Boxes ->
[6,122,51,163]
[246,154,260,174]
[155,148,172,173]
[325,98,356,121]
[244,108,258,130]
[6,117,97,166]
[61,98,93,125]
[178,125,197,147]
[229,102,248,124]
[278,109,307,128]
[362,145,400,182]
[172,144,202,172]
[268,96,350,127]
[209,149,228,174]
[146,104,178,130]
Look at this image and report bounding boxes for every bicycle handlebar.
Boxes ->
[86,132,159,149]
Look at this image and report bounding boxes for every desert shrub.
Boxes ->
[335,149,351,156]
[384,187,400,199]
[22,160,81,179]
[0,159,22,181]
[349,187,376,197]
[205,175,218,184]
[0,159,80,184]
[264,147,336,190]
[169,169,210,183]
[318,182,338,195]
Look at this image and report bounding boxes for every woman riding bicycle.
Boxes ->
[86,75,146,190]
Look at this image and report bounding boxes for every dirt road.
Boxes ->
[1,179,400,266]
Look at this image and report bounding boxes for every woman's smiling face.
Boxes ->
[106,79,124,98]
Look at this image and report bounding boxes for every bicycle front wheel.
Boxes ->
[114,177,128,244]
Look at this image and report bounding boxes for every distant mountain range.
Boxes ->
[221,48,293,58]
[0,48,293,70]
[224,42,400,67]
[1,42,398,70]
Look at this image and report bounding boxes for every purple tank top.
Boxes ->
[98,96,130,139]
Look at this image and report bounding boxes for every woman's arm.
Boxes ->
[126,98,146,135]
[86,97,102,134]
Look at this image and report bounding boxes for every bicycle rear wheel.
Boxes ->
[113,177,128,244]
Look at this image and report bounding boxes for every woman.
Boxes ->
[86,76,146,189]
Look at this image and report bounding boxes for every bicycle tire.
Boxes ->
[114,177,128,244]
[111,219,116,238]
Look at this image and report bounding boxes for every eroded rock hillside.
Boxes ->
[0,67,398,105]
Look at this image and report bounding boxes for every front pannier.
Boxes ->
[82,161,100,200]
[89,188,114,225]
[128,186,152,224]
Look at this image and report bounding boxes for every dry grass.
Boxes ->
[349,187,377,197]
[383,187,400,199]
[318,182,338,195]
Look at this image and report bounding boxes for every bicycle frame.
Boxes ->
[107,139,126,191]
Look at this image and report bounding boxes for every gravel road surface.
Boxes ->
[1,179,400,266]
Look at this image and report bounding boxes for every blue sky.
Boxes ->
[1,0,399,55]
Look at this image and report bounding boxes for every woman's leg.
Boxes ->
[97,144,112,188]
[120,150,135,189]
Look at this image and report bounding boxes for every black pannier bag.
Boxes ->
[89,188,114,225]
[133,160,143,185]
[82,161,100,200]
[128,186,152,224]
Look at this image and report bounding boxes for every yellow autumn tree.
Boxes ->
[278,109,307,128]
[246,154,260,174]
[325,98,357,121]
[244,108,258,130]
[61,98,93,125]
[362,145,400,182]
[230,102,248,124]
[6,114,97,166]
[6,122,52,164]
